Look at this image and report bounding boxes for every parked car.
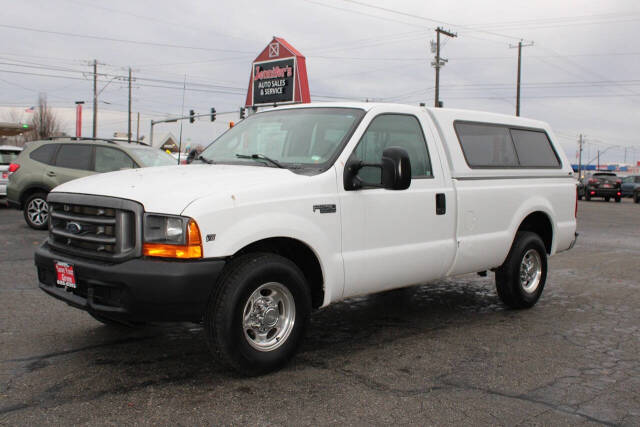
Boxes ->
[621,175,640,198]
[34,103,577,375]
[0,145,23,205]
[584,172,621,202]
[577,177,585,200]
[7,138,176,229]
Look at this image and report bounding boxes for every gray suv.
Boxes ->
[1,145,23,204]
[7,138,176,229]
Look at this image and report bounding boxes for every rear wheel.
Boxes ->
[634,192,640,203]
[24,192,49,230]
[605,196,611,202]
[585,192,591,201]
[204,253,311,376]
[495,231,547,309]
[615,196,621,203]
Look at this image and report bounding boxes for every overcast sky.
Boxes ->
[1,0,639,164]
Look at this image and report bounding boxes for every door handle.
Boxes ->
[436,193,446,215]
[46,171,56,177]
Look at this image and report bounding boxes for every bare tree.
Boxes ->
[28,93,61,141]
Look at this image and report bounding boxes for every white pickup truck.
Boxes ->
[35,103,577,374]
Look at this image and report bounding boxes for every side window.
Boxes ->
[54,144,93,171]
[352,114,432,183]
[29,144,58,165]
[510,129,560,167]
[95,147,135,172]
[454,123,518,167]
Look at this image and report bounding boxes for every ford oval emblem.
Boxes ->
[66,222,82,234]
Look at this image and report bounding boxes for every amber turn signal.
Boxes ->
[143,219,202,259]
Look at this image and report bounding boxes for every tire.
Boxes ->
[495,231,547,309]
[605,196,610,202]
[204,253,311,376]
[615,197,621,203]
[23,192,49,230]
[634,192,640,203]
[585,192,591,201]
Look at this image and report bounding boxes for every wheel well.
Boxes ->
[517,212,553,254]
[19,187,49,209]
[234,237,324,308]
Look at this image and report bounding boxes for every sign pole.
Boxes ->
[75,101,84,138]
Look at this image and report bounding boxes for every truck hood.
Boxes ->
[52,164,301,214]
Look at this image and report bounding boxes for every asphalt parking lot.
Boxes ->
[1,199,639,425]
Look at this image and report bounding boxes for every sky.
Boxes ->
[1,0,639,165]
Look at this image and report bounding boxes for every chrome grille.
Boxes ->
[47,193,143,261]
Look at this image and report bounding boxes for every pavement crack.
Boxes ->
[6,335,159,363]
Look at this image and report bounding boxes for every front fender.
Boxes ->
[184,203,344,306]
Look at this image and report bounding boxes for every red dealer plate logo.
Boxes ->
[55,261,76,289]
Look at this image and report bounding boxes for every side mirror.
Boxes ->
[344,147,411,191]
[380,147,411,190]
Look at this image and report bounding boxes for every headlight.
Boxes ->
[142,214,202,259]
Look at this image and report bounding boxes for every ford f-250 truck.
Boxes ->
[35,103,578,375]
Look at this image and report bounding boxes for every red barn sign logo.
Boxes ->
[246,37,310,107]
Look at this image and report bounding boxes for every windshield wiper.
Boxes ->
[235,153,284,169]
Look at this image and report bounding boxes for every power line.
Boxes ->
[341,0,525,42]
[0,24,255,53]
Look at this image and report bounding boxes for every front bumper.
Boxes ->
[35,243,226,322]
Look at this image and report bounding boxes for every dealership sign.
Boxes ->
[245,37,310,107]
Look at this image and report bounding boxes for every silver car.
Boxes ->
[0,145,23,204]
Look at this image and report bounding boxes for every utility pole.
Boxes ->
[136,112,140,142]
[578,134,584,179]
[92,59,98,138]
[509,40,534,116]
[432,27,457,108]
[597,150,600,170]
[127,67,132,143]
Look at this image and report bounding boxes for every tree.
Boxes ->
[29,93,61,141]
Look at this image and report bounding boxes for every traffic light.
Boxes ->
[189,109,195,123]
[240,107,246,120]
[210,108,216,122]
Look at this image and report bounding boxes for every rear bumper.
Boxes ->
[35,243,226,322]
[586,187,620,197]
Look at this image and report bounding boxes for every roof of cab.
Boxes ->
[267,101,549,128]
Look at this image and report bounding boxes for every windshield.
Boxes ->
[130,148,177,167]
[200,107,365,169]
[0,149,21,165]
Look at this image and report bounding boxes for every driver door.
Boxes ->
[339,113,456,298]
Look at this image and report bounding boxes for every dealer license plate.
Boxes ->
[603,184,611,188]
[55,261,76,289]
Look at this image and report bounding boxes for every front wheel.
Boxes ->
[204,253,311,376]
[634,192,640,203]
[495,231,548,309]
[24,192,49,230]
